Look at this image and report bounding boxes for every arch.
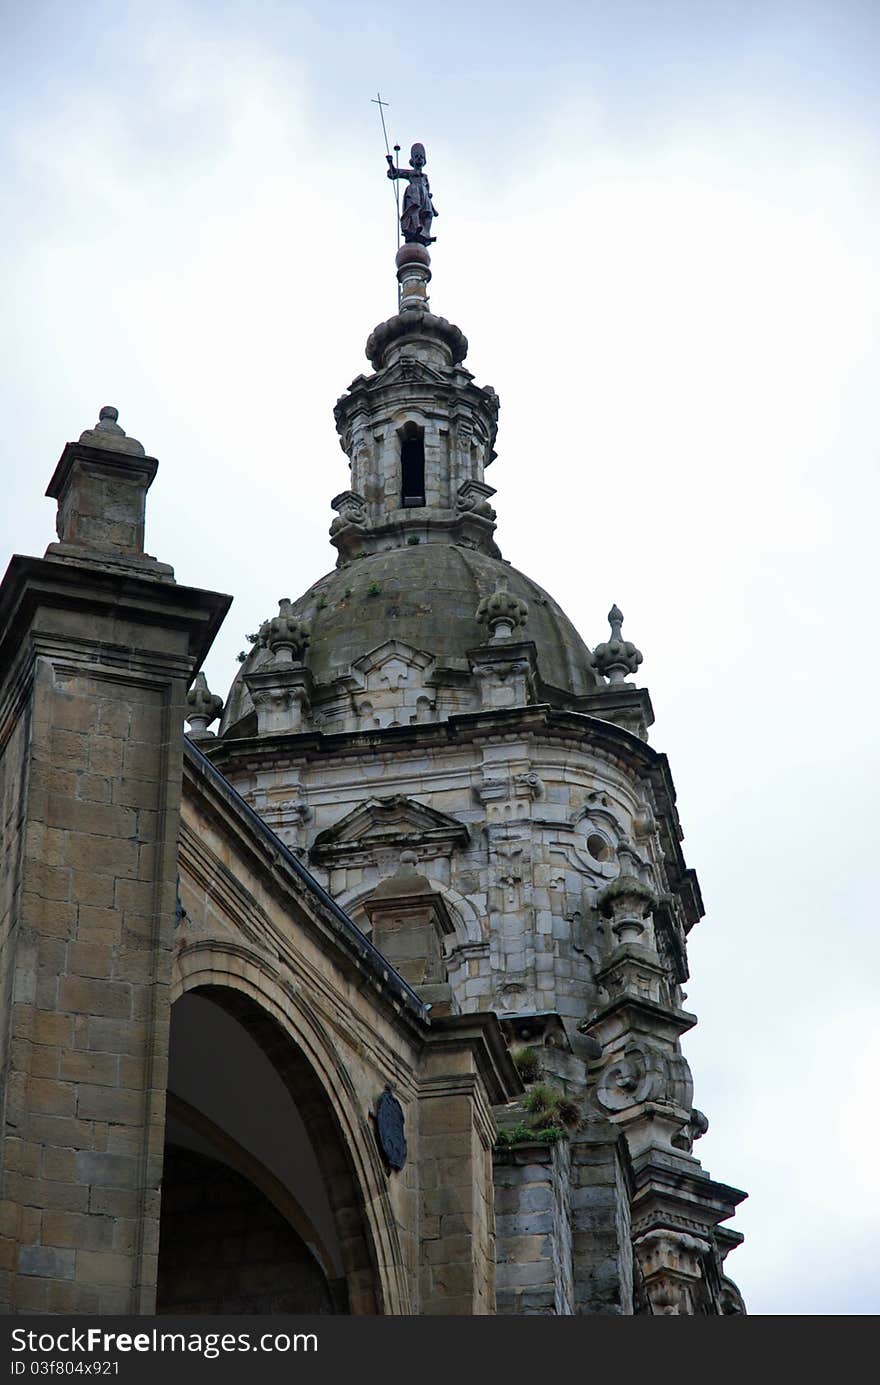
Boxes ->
[157,1142,335,1314]
[169,940,412,1314]
[165,1090,336,1281]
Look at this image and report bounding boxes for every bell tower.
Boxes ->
[210,144,749,1315]
[331,244,500,561]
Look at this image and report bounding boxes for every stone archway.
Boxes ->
[157,1144,336,1314]
[159,974,389,1314]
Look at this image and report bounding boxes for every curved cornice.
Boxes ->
[206,704,703,932]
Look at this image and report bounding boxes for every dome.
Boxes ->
[220,544,599,735]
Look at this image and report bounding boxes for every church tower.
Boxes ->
[203,199,747,1313]
[0,140,749,1316]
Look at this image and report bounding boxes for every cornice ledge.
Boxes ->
[421,1011,523,1106]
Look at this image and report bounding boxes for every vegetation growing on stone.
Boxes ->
[496,1081,581,1149]
[523,1083,581,1130]
[510,1045,542,1084]
[496,1122,563,1147]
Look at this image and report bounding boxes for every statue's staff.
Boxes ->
[371,92,400,251]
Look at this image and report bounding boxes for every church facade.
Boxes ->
[0,237,746,1315]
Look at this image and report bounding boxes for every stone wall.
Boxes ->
[156,1147,334,1314]
[570,1121,633,1315]
[0,703,29,1136]
[494,1139,574,1314]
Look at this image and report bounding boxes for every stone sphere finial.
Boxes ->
[476,576,529,642]
[77,404,145,455]
[266,598,310,663]
[594,603,643,685]
[92,405,125,438]
[185,672,223,738]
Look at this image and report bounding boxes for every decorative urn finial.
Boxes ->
[596,842,657,944]
[266,598,310,664]
[185,672,223,738]
[476,576,529,642]
[594,604,643,685]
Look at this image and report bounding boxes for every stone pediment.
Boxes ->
[374,354,449,389]
[349,639,435,692]
[311,795,470,865]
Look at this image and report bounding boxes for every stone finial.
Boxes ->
[596,844,656,944]
[266,598,310,663]
[78,405,146,457]
[45,405,171,572]
[476,576,528,642]
[593,604,643,685]
[185,672,224,738]
[370,849,433,899]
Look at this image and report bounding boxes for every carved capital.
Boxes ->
[244,662,313,735]
[633,1229,711,1316]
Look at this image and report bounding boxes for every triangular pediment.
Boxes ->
[373,355,448,389]
[350,639,435,689]
[311,795,469,864]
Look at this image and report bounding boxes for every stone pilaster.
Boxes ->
[570,1119,634,1314]
[0,410,229,1313]
[417,1014,520,1315]
[244,662,313,735]
[468,640,539,712]
[493,1138,574,1314]
[582,900,746,1313]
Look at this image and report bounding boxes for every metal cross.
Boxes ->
[371,92,392,156]
[372,91,402,291]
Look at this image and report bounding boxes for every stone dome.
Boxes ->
[220,544,599,735]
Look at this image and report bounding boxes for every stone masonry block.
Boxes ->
[18,1245,75,1281]
[75,1251,131,1287]
[58,977,131,1019]
[27,1077,76,1117]
[74,1152,139,1189]
[42,1211,115,1251]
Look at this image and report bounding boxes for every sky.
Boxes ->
[2,0,879,1315]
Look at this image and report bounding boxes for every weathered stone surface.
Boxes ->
[0,221,747,1318]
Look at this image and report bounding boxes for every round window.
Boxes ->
[587,832,611,862]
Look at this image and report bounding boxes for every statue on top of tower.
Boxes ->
[387,142,438,245]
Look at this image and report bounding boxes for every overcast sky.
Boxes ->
[2,0,878,1315]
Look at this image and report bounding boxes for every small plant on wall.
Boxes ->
[496,1081,581,1148]
[509,1045,542,1084]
